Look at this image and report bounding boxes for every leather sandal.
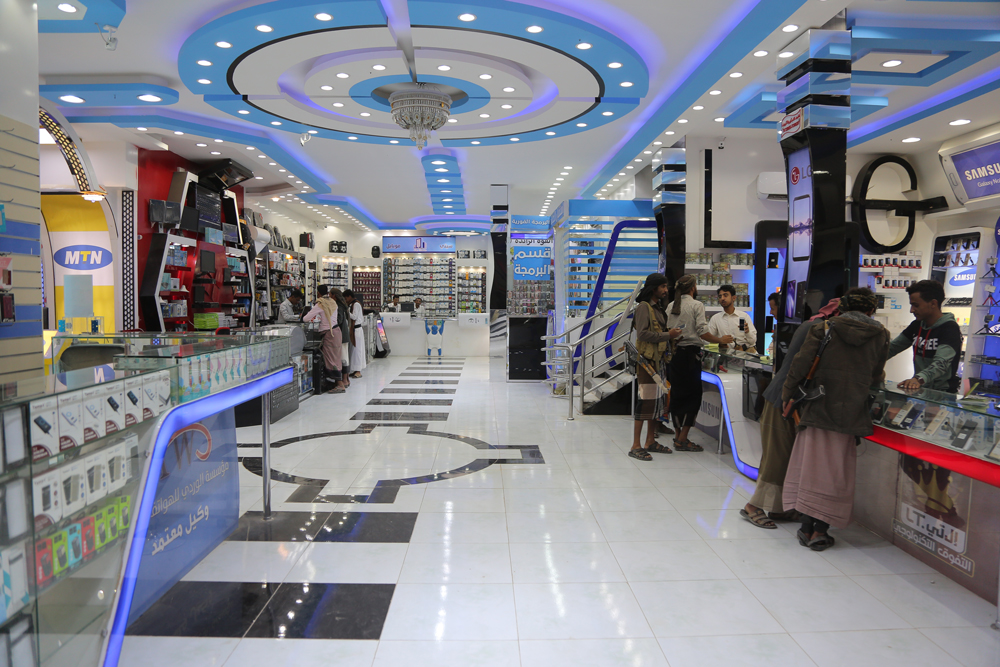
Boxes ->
[740,508,777,529]
[628,448,652,461]
[673,439,703,452]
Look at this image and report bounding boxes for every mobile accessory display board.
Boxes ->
[267,250,306,322]
[382,254,457,318]
[0,332,293,667]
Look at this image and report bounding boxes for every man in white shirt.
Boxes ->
[708,284,757,352]
[412,297,426,318]
[385,295,401,312]
[277,289,303,323]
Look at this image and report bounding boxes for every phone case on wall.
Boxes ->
[35,539,53,587]
[78,517,96,559]
[65,523,83,569]
[51,531,69,577]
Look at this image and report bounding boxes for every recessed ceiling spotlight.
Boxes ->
[435,168,448,172]
[459,13,476,21]
[526,25,543,33]
[602,111,614,116]
[613,178,620,182]
[195,143,207,147]
[210,151,221,155]
[256,24,273,32]
[882,59,903,68]
[348,135,358,140]
[336,72,349,78]
[442,198,453,202]
[258,154,266,158]
[360,112,371,117]
[782,24,798,32]
[438,65,451,71]
[545,131,556,136]
[634,158,642,162]
[448,118,458,123]
[255,176,263,180]
[714,117,725,122]
[137,94,162,102]
[390,139,399,143]
[620,81,634,87]
[902,137,921,143]
[57,3,77,12]
[333,102,344,107]
[279,169,286,172]
[693,105,704,110]
[619,172,626,176]
[729,72,743,78]
[136,127,148,131]
[653,141,662,146]
[778,51,794,58]
[198,79,212,84]
[320,85,333,91]
[269,162,276,165]
[196,60,212,67]
[480,113,491,118]
[556,178,564,181]
[677,119,688,124]
[561,172,569,175]
[238,109,250,114]
[626,165,634,169]
[950,119,971,126]
[503,87,516,92]
[372,64,386,71]
[501,104,512,109]
[214,139,223,142]
[576,122,587,127]
[564,166,573,169]
[315,12,332,21]
[308,130,318,134]
[431,160,446,165]
[510,137,519,141]
[173,130,184,135]
[577,42,592,50]
[643,150,653,154]
[215,41,232,48]
[608,62,623,69]
[437,179,450,183]
[471,141,480,145]
[246,146,255,150]
[753,50,769,57]
[709,90,722,96]
[479,74,492,80]
[271,121,282,125]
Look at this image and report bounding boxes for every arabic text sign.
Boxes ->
[128,409,240,624]
[511,215,551,233]
[511,238,553,281]
[382,237,456,253]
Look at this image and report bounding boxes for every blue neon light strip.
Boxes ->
[102,367,293,667]
[701,370,759,480]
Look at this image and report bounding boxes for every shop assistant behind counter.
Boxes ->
[887,280,962,392]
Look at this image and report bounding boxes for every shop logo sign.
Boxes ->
[779,107,803,140]
[790,166,801,185]
[55,245,112,269]
[950,270,977,287]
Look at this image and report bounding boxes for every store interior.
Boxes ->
[1,0,1000,665]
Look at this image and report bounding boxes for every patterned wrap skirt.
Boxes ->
[635,355,669,421]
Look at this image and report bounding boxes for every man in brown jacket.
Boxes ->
[780,287,889,551]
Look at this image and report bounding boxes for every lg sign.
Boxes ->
[55,245,112,270]
[790,167,800,185]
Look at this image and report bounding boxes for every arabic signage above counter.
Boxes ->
[510,215,551,234]
[511,237,553,281]
[382,237,457,254]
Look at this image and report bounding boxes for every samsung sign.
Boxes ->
[949,269,977,287]
[55,245,113,270]
[952,142,1000,201]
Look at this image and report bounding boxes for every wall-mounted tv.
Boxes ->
[939,124,1000,211]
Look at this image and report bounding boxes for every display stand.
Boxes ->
[383,254,456,317]
[351,265,382,310]
[321,255,350,294]
[267,250,305,321]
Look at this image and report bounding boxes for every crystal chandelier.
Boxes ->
[389,83,452,150]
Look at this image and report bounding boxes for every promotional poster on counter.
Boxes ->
[127,409,239,624]
[783,147,814,323]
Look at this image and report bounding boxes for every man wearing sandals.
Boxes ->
[781,288,888,551]
[741,297,841,529]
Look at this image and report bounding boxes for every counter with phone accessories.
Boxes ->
[0,333,294,667]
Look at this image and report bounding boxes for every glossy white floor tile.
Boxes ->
[144,356,994,667]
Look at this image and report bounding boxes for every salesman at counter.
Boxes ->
[887,280,961,392]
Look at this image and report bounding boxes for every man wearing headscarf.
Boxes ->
[303,285,345,393]
[741,296,840,529]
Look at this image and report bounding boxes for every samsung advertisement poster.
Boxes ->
[784,147,814,323]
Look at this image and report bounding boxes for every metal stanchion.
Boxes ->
[567,359,575,421]
[261,391,272,520]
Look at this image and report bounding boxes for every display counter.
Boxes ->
[381,314,489,357]
[2,333,293,667]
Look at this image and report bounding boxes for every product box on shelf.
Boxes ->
[123,432,140,481]
[51,530,69,577]
[142,373,160,421]
[0,542,29,622]
[65,523,83,569]
[116,495,131,532]
[57,391,83,452]
[84,451,108,504]
[105,442,127,493]
[1,479,30,542]
[81,385,105,443]
[99,503,119,544]
[32,469,61,530]
[2,406,29,471]
[78,516,96,559]
[157,370,172,412]
[29,397,59,461]
[35,538,53,587]
[123,377,143,427]
[60,460,87,516]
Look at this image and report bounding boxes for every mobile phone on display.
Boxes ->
[900,407,925,430]
[951,421,978,450]
[890,401,915,427]
[924,409,948,437]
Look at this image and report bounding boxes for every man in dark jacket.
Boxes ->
[780,288,890,550]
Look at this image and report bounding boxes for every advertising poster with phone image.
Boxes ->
[784,148,814,322]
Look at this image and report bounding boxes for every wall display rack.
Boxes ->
[254,254,270,326]
[684,253,754,314]
[383,255,456,318]
[268,250,305,321]
[457,267,487,313]
[350,265,381,310]
[320,256,350,294]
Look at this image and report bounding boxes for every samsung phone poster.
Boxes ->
[784,148,813,322]
[128,409,239,624]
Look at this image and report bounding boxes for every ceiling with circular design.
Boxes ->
[37,0,1000,230]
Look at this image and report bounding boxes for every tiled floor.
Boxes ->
[121,356,1000,666]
